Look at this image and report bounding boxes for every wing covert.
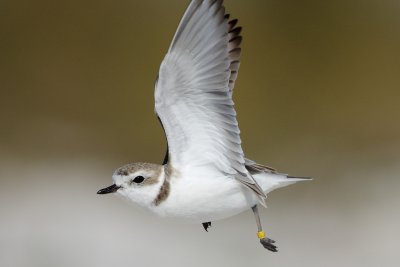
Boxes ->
[155,0,265,198]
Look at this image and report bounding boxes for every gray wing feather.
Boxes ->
[155,0,265,198]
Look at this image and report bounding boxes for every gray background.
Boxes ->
[1,0,399,266]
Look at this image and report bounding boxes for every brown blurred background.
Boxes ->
[1,0,399,266]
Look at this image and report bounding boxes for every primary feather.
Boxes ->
[155,0,266,199]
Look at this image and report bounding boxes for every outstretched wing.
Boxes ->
[155,0,265,198]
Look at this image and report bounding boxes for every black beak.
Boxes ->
[97,184,121,194]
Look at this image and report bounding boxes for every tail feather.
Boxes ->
[287,176,312,180]
[245,158,312,180]
[245,158,311,198]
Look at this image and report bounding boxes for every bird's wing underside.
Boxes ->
[155,0,265,199]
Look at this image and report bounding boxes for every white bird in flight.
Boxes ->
[98,0,310,252]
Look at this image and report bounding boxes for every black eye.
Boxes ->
[132,176,145,184]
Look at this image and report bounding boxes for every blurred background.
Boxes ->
[1,0,399,266]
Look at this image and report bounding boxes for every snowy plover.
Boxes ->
[98,0,310,252]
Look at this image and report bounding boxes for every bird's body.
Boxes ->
[115,163,303,223]
[98,0,310,252]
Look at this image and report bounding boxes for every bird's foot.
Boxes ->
[260,237,278,252]
[202,222,211,232]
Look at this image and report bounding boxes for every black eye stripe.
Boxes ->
[132,176,145,184]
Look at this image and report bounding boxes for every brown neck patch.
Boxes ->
[153,164,172,206]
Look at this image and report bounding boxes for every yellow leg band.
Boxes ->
[257,231,266,239]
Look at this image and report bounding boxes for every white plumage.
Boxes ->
[155,0,265,198]
[98,0,310,252]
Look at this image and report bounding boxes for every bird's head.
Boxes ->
[97,163,165,208]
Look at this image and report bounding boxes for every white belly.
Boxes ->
[149,173,258,223]
[146,167,297,223]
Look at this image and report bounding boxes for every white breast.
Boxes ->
[149,167,258,223]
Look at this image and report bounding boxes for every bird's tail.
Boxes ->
[245,158,311,201]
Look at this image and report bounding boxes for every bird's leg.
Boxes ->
[251,205,278,252]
